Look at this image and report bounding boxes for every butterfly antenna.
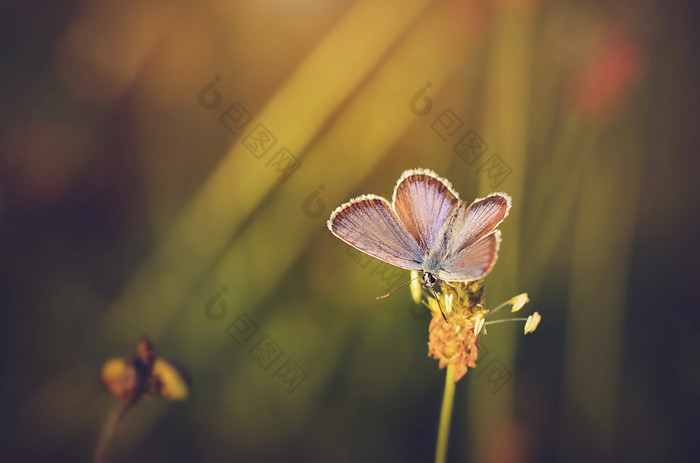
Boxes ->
[430,288,448,323]
[375,273,423,300]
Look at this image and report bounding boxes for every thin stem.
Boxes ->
[93,401,132,463]
[435,363,456,463]
[484,317,527,326]
[485,300,510,317]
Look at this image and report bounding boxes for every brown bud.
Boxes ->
[101,358,139,402]
[152,359,191,401]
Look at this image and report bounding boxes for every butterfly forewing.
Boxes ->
[392,169,459,251]
[437,230,501,281]
[328,195,423,271]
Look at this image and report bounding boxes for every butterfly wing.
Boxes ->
[392,168,459,251]
[437,230,501,281]
[431,192,510,281]
[446,192,511,256]
[328,194,423,270]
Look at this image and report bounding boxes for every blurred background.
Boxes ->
[1,0,699,461]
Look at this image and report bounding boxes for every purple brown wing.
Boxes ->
[392,168,459,251]
[437,230,501,281]
[327,194,423,271]
[446,192,511,257]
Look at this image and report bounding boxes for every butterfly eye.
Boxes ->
[422,273,437,288]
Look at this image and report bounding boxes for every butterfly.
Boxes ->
[327,168,511,311]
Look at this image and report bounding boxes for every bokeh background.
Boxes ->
[1,0,699,462]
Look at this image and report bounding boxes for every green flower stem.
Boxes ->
[93,401,132,463]
[435,363,456,463]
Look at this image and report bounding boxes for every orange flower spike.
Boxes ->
[427,280,486,382]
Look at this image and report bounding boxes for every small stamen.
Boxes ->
[444,293,454,314]
[483,317,528,326]
[487,292,530,317]
[481,311,540,334]
[473,314,485,336]
[485,300,510,317]
[509,293,529,312]
[524,312,541,334]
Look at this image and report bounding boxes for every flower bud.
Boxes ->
[152,359,191,401]
[101,358,139,401]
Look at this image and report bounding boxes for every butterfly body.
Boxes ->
[421,201,466,274]
[328,168,511,289]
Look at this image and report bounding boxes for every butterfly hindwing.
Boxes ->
[446,193,511,257]
[437,230,501,281]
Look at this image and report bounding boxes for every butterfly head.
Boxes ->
[421,272,438,290]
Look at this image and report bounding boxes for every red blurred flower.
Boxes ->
[567,27,645,120]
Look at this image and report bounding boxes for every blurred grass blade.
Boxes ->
[98,0,434,340]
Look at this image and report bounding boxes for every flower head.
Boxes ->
[101,335,191,404]
[423,281,540,382]
[426,280,487,382]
